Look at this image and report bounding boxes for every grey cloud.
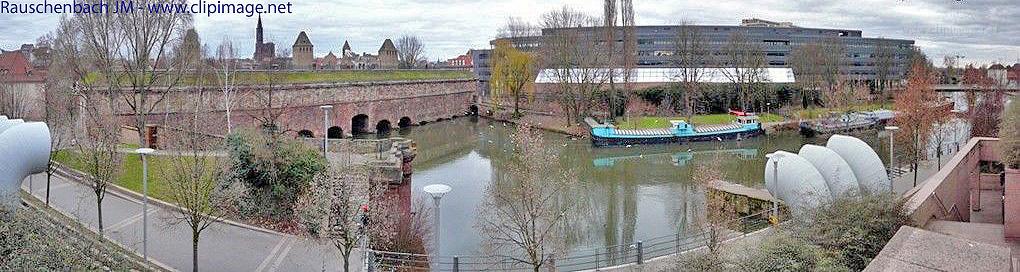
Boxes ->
[0,0,1017,64]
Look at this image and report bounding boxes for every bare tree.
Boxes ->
[692,154,737,254]
[42,27,79,205]
[789,38,845,110]
[539,6,610,125]
[295,162,397,272]
[54,13,125,237]
[942,55,959,84]
[0,82,28,119]
[396,35,426,69]
[873,40,895,100]
[74,91,123,237]
[671,22,708,121]
[159,76,234,272]
[384,197,433,255]
[719,30,769,112]
[824,76,870,118]
[476,124,579,272]
[247,72,294,137]
[495,17,540,47]
[116,1,194,148]
[215,38,237,134]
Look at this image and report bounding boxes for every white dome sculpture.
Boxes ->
[0,116,51,208]
[797,144,859,197]
[826,134,890,193]
[764,151,832,215]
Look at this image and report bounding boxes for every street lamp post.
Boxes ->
[764,153,779,222]
[135,148,156,261]
[885,126,899,193]
[320,105,333,156]
[423,184,452,271]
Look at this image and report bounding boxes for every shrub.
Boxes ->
[226,129,326,222]
[796,193,912,271]
[735,232,848,272]
[999,94,1020,168]
[665,251,727,272]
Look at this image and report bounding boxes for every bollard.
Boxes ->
[453,256,460,272]
[366,252,375,272]
[636,241,643,265]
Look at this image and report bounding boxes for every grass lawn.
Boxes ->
[85,69,476,86]
[615,113,784,129]
[52,150,213,203]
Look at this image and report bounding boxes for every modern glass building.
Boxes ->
[473,19,916,93]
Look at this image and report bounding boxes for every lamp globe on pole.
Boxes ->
[319,105,334,156]
[134,147,156,260]
[423,184,452,271]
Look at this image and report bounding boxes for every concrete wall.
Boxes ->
[904,137,1000,227]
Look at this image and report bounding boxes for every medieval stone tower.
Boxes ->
[377,38,398,69]
[292,31,314,69]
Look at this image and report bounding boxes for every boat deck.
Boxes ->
[695,123,743,133]
[614,128,673,136]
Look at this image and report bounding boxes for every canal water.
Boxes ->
[391,93,974,257]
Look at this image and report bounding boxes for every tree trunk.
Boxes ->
[514,92,521,117]
[918,132,926,187]
[341,249,352,272]
[45,171,52,205]
[97,199,104,237]
[193,229,201,272]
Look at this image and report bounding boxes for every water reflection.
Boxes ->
[400,108,970,257]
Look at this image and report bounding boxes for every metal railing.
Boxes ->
[366,210,773,271]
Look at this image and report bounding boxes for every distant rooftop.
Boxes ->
[740,18,796,28]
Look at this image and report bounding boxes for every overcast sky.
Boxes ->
[1,0,1017,66]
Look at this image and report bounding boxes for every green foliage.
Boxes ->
[227,129,326,222]
[490,40,536,115]
[796,193,912,271]
[666,252,727,272]
[999,94,1020,168]
[735,232,848,272]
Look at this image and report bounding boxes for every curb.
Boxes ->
[50,161,298,239]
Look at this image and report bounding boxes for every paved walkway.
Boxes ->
[20,172,360,272]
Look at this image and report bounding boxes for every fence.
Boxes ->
[365,210,773,272]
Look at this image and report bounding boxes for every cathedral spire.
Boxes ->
[256,14,264,45]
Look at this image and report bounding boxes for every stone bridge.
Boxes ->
[112,79,479,139]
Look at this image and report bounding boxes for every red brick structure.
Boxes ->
[110,79,477,138]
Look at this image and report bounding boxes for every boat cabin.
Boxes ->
[736,115,760,125]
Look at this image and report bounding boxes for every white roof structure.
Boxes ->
[798,144,860,197]
[764,151,832,215]
[826,135,891,194]
[0,116,51,208]
[535,67,796,84]
[765,135,891,217]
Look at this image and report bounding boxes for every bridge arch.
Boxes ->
[352,114,369,134]
[327,126,343,139]
[469,105,479,115]
[376,120,392,133]
[398,117,412,128]
[297,130,314,138]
